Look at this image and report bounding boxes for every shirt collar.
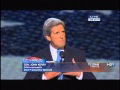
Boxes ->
[49,44,64,61]
[50,44,57,53]
[49,44,64,51]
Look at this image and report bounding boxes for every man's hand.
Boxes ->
[44,72,61,80]
[63,58,81,77]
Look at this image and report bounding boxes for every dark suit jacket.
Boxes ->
[24,45,96,80]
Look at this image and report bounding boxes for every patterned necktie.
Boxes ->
[57,49,63,80]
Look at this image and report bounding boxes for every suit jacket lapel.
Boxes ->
[64,46,72,62]
[42,46,53,61]
[43,45,72,62]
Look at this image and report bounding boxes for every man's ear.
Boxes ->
[45,35,51,41]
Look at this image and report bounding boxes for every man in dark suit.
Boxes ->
[24,18,96,80]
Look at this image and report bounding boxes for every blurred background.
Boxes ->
[1,10,120,80]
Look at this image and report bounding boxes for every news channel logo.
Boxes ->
[107,63,115,67]
[22,57,46,64]
[88,15,100,21]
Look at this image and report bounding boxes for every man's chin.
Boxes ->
[58,45,65,49]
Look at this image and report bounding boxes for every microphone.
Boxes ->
[59,51,65,80]
[60,51,65,63]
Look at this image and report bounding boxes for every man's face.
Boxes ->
[45,24,66,49]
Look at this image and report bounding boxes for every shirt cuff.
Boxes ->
[76,72,83,80]
[42,74,47,80]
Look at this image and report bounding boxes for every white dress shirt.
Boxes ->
[42,44,83,80]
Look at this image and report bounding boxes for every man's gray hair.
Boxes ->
[43,18,65,36]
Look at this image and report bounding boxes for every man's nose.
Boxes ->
[59,33,64,38]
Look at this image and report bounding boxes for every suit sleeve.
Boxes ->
[83,72,96,80]
[23,51,44,80]
[24,72,43,80]
[78,50,96,80]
